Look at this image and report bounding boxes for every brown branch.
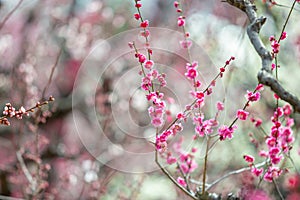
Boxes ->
[205,160,266,191]
[16,150,37,193]
[225,0,300,113]
[0,0,24,30]
[177,162,192,192]
[41,47,62,100]
[273,179,284,200]
[155,151,197,200]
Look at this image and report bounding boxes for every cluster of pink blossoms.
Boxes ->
[3,103,28,119]
[270,32,287,70]
[194,114,218,137]
[185,61,198,80]
[269,32,286,58]
[134,52,167,129]
[245,84,263,104]
[139,65,166,91]
[0,103,29,126]
[218,125,237,141]
[147,92,166,128]
[131,0,168,131]
[270,35,280,54]
[169,137,198,187]
[136,53,168,127]
[244,104,295,182]
[155,121,183,152]
[173,1,192,49]
[218,84,264,140]
[0,97,55,126]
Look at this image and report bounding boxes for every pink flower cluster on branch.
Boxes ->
[174,1,192,49]
[227,0,300,113]
[0,96,55,126]
[218,84,264,141]
[244,104,295,182]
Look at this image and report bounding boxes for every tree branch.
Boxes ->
[16,150,37,193]
[206,160,266,191]
[155,151,197,200]
[0,0,24,30]
[225,0,300,113]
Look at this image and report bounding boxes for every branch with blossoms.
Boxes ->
[131,0,299,199]
[130,0,247,199]
[225,0,300,113]
[224,0,299,198]
[0,96,55,126]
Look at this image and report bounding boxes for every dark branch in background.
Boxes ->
[0,0,23,30]
[225,0,300,113]
[41,47,62,100]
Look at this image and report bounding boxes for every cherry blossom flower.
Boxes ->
[216,101,224,111]
[137,53,146,63]
[280,32,287,40]
[236,109,249,121]
[243,155,255,163]
[140,30,150,38]
[140,20,149,28]
[218,125,237,141]
[135,3,142,8]
[177,177,187,187]
[246,90,261,102]
[177,16,185,27]
[174,1,179,8]
[134,13,140,20]
[167,155,177,165]
[251,167,263,177]
[144,60,154,69]
[179,40,192,49]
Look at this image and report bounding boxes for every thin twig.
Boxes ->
[0,195,24,200]
[177,162,192,192]
[286,153,299,174]
[272,179,284,200]
[155,151,197,200]
[274,2,300,12]
[277,0,297,44]
[16,150,37,193]
[41,47,63,99]
[201,137,210,195]
[0,0,24,30]
[205,160,266,191]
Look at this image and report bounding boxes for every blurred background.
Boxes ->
[0,0,300,199]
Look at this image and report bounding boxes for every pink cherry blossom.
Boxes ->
[177,177,187,187]
[216,101,224,111]
[179,40,192,49]
[177,16,185,27]
[280,32,287,40]
[243,155,255,163]
[174,1,179,8]
[246,90,261,102]
[218,125,237,141]
[137,53,147,63]
[251,167,263,177]
[185,68,198,80]
[134,13,140,20]
[140,20,149,28]
[236,109,249,121]
[144,60,154,69]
